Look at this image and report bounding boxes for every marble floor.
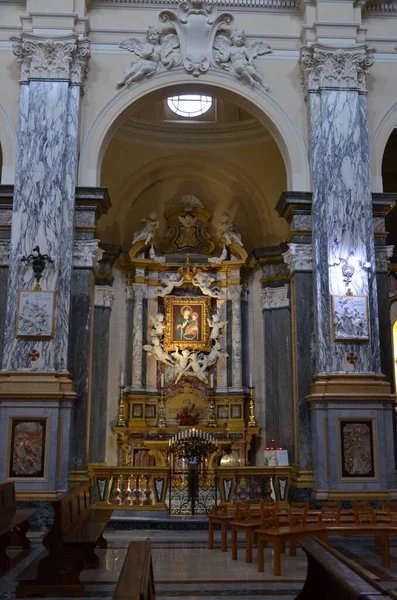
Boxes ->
[2,530,397,600]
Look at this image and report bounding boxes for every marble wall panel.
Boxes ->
[90,306,111,463]
[0,267,9,368]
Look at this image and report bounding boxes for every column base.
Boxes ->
[308,374,396,493]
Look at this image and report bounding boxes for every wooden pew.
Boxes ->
[113,539,156,600]
[16,482,113,597]
[0,482,36,572]
[297,538,397,599]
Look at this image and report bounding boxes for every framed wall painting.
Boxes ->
[163,296,211,352]
[16,290,55,339]
[338,418,377,481]
[332,294,369,342]
[217,404,229,420]
[145,404,156,420]
[131,404,144,418]
[7,417,49,480]
[230,404,242,420]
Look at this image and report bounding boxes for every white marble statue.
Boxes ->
[214,29,271,89]
[171,348,191,383]
[208,313,227,341]
[208,246,228,265]
[118,26,179,86]
[149,244,166,264]
[143,336,175,367]
[187,352,208,383]
[218,212,243,247]
[207,339,228,367]
[191,272,224,299]
[132,212,160,246]
[149,313,166,339]
[176,195,204,210]
[156,272,184,297]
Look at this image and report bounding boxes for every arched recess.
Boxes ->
[0,103,17,184]
[78,70,311,192]
[370,100,397,192]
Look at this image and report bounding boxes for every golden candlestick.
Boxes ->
[157,386,167,428]
[248,386,257,427]
[116,385,126,427]
[207,386,217,428]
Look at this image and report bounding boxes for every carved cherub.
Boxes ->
[132,212,160,246]
[208,313,227,340]
[156,272,184,297]
[149,313,166,338]
[171,348,191,383]
[118,26,179,86]
[187,352,208,383]
[208,246,228,265]
[143,336,174,367]
[207,339,228,367]
[214,28,271,88]
[218,212,243,247]
[192,272,223,299]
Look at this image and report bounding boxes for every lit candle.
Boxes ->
[120,371,124,387]
[210,373,214,389]
[249,373,253,388]
[161,373,164,388]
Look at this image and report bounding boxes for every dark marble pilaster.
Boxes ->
[0,187,12,368]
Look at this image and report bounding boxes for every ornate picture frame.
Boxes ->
[163,296,211,352]
[7,417,49,480]
[217,404,229,420]
[338,418,378,481]
[16,290,55,339]
[131,404,144,418]
[230,404,242,420]
[332,294,369,342]
[145,404,156,420]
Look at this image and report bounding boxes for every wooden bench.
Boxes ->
[0,482,36,572]
[113,539,156,600]
[297,538,397,599]
[16,482,113,597]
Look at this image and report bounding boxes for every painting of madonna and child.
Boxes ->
[163,297,211,352]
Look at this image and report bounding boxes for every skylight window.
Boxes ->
[167,95,213,118]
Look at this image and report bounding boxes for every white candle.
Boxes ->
[120,371,124,387]
[210,373,214,389]
[161,373,164,388]
[249,373,253,388]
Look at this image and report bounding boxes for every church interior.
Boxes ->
[1,0,397,598]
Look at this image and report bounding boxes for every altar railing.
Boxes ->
[88,464,292,510]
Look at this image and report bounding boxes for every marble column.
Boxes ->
[228,282,243,391]
[2,34,90,372]
[125,285,134,389]
[301,45,396,496]
[0,186,12,368]
[89,286,114,463]
[131,283,146,390]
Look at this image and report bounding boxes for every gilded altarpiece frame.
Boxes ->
[163,296,211,352]
[337,418,378,482]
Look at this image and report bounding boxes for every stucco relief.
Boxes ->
[118,0,271,87]
[73,240,103,269]
[261,284,289,310]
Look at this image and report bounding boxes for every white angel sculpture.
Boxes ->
[132,212,160,247]
[118,26,179,86]
[171,348,191,383]
[214,28,271,89]
[188,352,208,383]
[143,336,175,367]
[208,246,228,265]
[208,313,227,340]
[156,272,184,297]
[192,272,224,299]
[218,212,243,247]
[207,339,228,367]
[149,313,166,339]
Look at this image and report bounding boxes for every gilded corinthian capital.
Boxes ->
[300,44,374,94]
[11,34,90,88]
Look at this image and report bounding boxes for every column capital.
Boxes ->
[261,284,290,310]
[300,44,374,94]
[73,239,103,269]
[94,285,114,308]
[0,240,10,267]
[375,245,394,274]
[11,33,91,88]
[283,243,313,273]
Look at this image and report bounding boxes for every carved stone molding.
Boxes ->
[0,240,10,267]
[94,285,115,308]
[11,34,91,87]
[300,44,374,94]
[282,243,313,272]
[261,284,289,310]
[375,245,394,273]
[73,240,103,268]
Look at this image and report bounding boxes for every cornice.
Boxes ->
[91,0,299,9]
[116,117,270,145]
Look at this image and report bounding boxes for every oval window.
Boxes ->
[167,95,213,118]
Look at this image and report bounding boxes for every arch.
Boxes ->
[78,69,311,192]
[0,103,17,184]
[370,100,397,193]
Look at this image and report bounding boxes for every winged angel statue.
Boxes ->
[118,26,180,86]
[214,28,271,89]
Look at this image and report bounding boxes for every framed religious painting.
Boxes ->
[331,294,369,342]
[7,417,49,480]
[163,296,211,352]
[230,404,242,420]
[338,418,378,481]
[217,404,229,420]
[145,404,156,420]
[131,403,144,419]
[16,290,55,339]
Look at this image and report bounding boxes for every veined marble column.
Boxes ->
[131,283,146,389]
[2,34,90,372]
[228,283,243,391]
[0,187,12,368]
[301,45,396,496]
